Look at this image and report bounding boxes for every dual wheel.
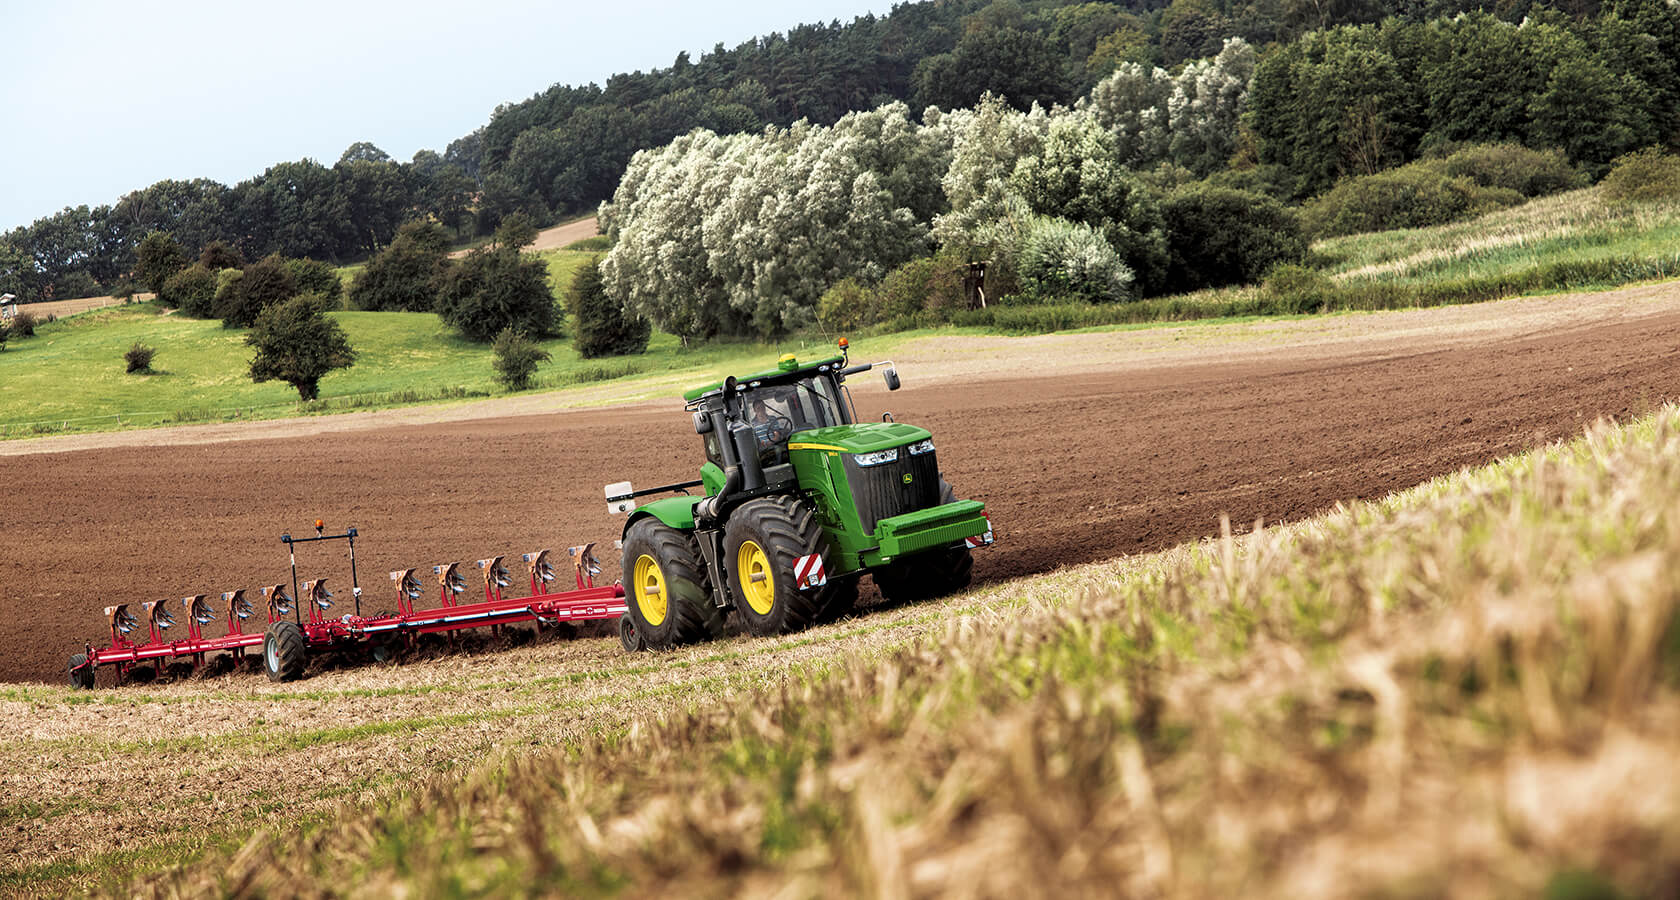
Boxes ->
[621,497,856,650]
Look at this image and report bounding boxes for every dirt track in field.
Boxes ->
[3,284,1679,683]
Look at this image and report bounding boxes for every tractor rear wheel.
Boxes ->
[724,497,840,637]
[67,653,95,690]
[262,621,307,682]
[621,517,726,649]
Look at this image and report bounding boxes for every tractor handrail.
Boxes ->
[607,479,703,502]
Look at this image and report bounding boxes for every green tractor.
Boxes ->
[606,340,993,650]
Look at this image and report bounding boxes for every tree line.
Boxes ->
[14,0,1636,305]
[599,0,1679,339]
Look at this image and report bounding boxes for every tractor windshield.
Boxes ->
[746,376,844,464]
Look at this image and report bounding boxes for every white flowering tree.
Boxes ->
[600,103,949,337]
[1084,37,1256,175]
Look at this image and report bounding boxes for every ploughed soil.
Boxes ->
[3,286,1678,683]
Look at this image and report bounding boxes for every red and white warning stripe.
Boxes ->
[793,553,827,589]
[965,516,995,549]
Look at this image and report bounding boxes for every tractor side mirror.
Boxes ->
[693,411,713,434]
[883,367,901,391]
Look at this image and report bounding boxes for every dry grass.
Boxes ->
[1325,186,1680,284]
[98,405,1680,898]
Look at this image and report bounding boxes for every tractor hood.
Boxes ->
[787,422,931,454]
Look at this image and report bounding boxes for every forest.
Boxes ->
[1,0,1675,313]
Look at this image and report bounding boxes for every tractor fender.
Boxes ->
[623,495,700,537]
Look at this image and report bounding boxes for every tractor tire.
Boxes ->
[262,621,307,682]
[723,496,840,637]
[618,615,646,652]
[873,479,975,604]
[67,653,95,690]
[621,517,726,650]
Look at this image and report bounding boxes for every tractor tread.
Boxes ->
[725,496,843,636]
[622,518,725,649]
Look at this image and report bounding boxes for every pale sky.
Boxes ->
[0,0,894,231]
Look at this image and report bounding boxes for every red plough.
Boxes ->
[67,524,627,688]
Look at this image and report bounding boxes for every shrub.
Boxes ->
[1600,148,1680,204]
[1259,264,1338,314]
[0,324,7,351]
[1437,143,1585,198]
[438,246,558,342]
[1301,164,1524,238]
[246,293,355,400]
[160,264,218,318]
[124,342,156,374]
[349,223,451,312]
[816,279,875,331]
[880,255,969,318]
[569,259,649,358]
[199,240,245,271]
[1018,217,1135,303]
[7,310,35,337]
[1160,184,1306,292]
[284,258,343,307]
[491,328,551,391]
[564,235,612,251]
[215,254,296,328]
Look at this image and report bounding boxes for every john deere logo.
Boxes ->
[902,473,913,484]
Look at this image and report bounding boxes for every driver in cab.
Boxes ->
[750,397,794,445]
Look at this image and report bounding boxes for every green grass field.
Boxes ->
[86,402,1680,898]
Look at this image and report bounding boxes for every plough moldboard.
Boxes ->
[66,523,627,688]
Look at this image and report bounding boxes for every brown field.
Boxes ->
[2,282,1679,893]
[3,281,1678,686]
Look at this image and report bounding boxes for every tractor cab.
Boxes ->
[686,349,883,481]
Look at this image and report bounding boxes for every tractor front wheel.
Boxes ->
[724,497,839,637]
[621,517,726,649]
[262,621,306,682]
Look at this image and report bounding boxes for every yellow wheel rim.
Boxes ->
[633,554,668,626]
[736,540,775,616]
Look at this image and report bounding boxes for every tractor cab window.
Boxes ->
[745,378,842,465]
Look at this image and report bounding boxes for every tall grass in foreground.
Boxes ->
[135,405,1680,898]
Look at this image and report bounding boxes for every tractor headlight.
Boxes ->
[906,439,935,456]
[854,448,899,467]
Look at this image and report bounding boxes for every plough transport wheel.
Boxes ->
[619,615,645,652]
[263,621,306,682]
[67,653,94,690]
